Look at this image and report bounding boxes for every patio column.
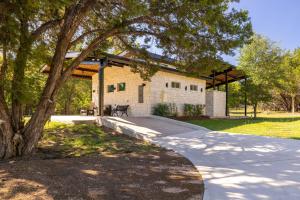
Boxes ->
[213,70,216,90]
[225,71,229,116]
[98,58,107,116]
[244,76,247,117]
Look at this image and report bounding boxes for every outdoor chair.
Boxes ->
[112,105,129,117]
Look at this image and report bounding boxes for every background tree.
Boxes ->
[238,34,283,117]
[238,34,284,88]
[0,0,252,159]
[243,79,272,118]
[278,49,300,113]
[56,79,92,115]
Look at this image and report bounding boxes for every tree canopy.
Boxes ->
[0,0,252,159]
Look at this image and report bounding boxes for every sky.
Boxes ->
[224,0,300,64]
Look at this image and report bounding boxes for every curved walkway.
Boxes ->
[100,116,300,200]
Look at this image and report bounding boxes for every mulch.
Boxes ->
[0,150,204,200]
[169,115,210,121]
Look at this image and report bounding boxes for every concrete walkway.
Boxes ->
[99,116,300,200]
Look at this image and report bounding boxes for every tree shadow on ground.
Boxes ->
[154,131,300,200]
[0,149,204,200]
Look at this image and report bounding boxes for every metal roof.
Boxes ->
[42,51,245,87]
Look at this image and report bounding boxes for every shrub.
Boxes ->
[168,103,178,117]
[152,103,170,116]
[152,103,178,117]
[194,104,205,116]
[184,104,205,117]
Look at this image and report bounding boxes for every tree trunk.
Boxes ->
[291,95,295,113]
[11,18,31,132]
[280,93,291,111]
[253,103,257,118]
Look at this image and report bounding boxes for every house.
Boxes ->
[42,51,246,117]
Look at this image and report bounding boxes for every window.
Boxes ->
[107,84,115,93]
[171,82,181,89]
[117,82,126,91]
[190,85,198,91]
[138,85,144,103]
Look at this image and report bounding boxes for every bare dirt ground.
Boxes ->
[0,124,204,200]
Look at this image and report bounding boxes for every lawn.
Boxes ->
[189,112,300,140]
[39,121,159,157]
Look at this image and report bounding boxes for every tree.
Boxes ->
[238,34,283,117]
[279,49,300,113]
[0,0,252,159]
[56,79,91,115]
[243,79,272,118]
[238,34,284,88]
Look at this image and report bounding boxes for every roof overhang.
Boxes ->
[41,51,245,87]
[205,67,245,89]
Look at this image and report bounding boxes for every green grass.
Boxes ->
[39,122,159,157]
[189,113,300,140]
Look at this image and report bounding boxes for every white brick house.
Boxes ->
[92,65,207,116]
[42,51,245,117]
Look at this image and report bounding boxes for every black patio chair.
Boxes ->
[112,105,129,117]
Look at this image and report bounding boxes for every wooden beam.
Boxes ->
[71,74,92,79]
[206,75,246,89]
[76,67,98,73]
[209,67,233,78]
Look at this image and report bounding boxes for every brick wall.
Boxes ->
[205,90,226,117]
[92,66,151,116]
[150,71,206,116]
[92,66,207,117]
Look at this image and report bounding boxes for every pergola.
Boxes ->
[42,52,248,116]
[205,67,247,116]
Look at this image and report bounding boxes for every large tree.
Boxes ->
[279,49,300,113]
[0,0,252,159]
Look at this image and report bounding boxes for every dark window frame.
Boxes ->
[117,82,126,91]
[190,85,198,91]
[171,81,181,89]
[107,84,115,93]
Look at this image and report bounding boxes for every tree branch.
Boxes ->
[31,19,63,40]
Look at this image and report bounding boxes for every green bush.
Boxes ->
[168,103,178,117]
[152,103,170,116]
[184,104,205,117]
[152,103,178,117]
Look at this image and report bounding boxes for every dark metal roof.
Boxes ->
[43,51,245,87]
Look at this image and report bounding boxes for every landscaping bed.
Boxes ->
[0,123,204,200]
[169,115,210,122]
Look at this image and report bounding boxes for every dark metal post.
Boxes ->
[225,71,229,116]
[98,58,107,116]
[244,76,247,117]
[213,70,216,90]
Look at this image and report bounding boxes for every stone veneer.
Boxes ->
[205,90,226,117]
[92,66,207,117]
